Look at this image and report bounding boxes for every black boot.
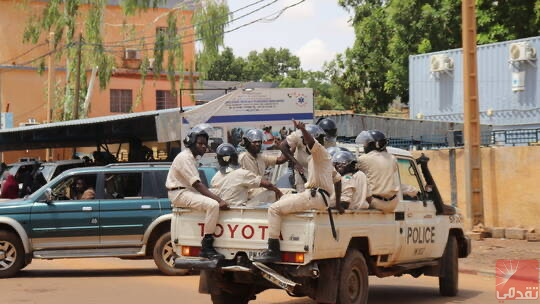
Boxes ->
[200,234,225,260]
[254,238,281,263]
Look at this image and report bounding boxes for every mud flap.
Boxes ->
[252,262,300,293]
[175,258,219,270]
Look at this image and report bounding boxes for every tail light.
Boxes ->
[181,246,201,257]
[281,252,305,263]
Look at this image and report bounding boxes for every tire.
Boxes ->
[210,292,250,304]
[337,249,369,304]
[153,232,189,276]
[0,230,25,278]
[439,234,459,297]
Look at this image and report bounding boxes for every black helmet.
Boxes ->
[243,129,264,144]
[317,118,337,138]
[332,150,357,166]
[216,143,239,168]
[303,124,326,145]
[183,124,212,148]
[355,130,388,152]
[327,146,350,158]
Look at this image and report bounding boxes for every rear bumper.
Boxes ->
[175,258,219,270]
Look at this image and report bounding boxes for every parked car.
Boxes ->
[0,162,217,277]
[38,159,86,182]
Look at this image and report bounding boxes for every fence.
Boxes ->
[338,128,540,150]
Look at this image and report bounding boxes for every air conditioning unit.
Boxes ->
[124,49,140,60]
[509,42,536,61]
[430,54,454,73]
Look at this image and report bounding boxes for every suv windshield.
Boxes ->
[39,165,56,182]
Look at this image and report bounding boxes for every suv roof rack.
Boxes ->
[105,162,172,168]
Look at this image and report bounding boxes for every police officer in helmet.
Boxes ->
[317,118,338,147]
[356,130,399,213]
[166,124,229,260]
[332,150,371,210]
[212,143,283,206]
[239,129,287,178]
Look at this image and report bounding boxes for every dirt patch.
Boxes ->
[460,238,540,272]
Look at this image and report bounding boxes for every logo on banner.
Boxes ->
[288,92,307,107]
[496,259,539,301]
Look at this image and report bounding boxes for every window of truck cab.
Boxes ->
[396,158,425,201]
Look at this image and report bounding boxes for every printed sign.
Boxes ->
[496,260,539,301]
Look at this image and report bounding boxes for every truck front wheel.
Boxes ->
[338,249,369,304]
[210,292,251,304]
[439,234,459,296]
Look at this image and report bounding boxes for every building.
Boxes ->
[409,36,540,131]
[0,0,197,163]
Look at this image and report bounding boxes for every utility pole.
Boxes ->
[462,0,484,230]
[46,32,56,161]
[72,33,82,156]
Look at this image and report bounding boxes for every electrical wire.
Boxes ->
[0,42,48,65]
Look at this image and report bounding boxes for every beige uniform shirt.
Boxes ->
[286,130,310,170]
[358,150,400,198]
[341,172,370,209]
[165,149,201,191]
[238,152,278,177]
[210,168,262,206]
[304,141,341,195]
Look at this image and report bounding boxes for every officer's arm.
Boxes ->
[278,140,303,173]
[294,120,315,149]
[193,181,229,209]
[260,179,283,200]
[275,154,288,165]
[334,180,344,214]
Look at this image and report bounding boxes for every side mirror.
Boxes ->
[44,188,53,203]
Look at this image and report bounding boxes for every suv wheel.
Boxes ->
[439,234,459,296]
[0,231,25,278]
[338,249,369,304]
[153,232,189,276]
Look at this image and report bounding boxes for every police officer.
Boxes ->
[356,130,400,213]
[239,129,287,178]
[211,143,282,206]
[332,151,371,210]
[166,124,228,260]
[280,120,339,192]
[317,118,338,147]
[255,120,342,263]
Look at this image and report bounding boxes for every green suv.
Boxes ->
[0,163,217,277]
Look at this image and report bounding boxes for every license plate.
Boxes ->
[247,250,264,259]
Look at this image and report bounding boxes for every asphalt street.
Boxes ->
[1,258,496,304]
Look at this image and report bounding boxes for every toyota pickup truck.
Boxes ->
[172,147,471,304]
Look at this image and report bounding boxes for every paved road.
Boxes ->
[2,258,496,304]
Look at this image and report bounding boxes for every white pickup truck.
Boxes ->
[171,147,471,304]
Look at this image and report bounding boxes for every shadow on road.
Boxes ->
[17,268,199,278]
[369,284,483,304]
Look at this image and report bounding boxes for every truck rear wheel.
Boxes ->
[210,292,250,304]
[153,232,189,276]
[0,231,25,278]
[439,234,458,296]
[338,249,369,304]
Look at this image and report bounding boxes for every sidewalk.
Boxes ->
[458,238,540,278]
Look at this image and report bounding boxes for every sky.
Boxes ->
[223,0,355,71]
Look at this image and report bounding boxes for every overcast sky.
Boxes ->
[223,0,355,71]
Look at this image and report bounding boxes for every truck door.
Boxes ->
[30,174,100,249]
[99,172,161,247]
[395,158,437,263]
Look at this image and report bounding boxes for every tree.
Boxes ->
[22,0,229,119]
[243,47,302,82]
[206,47,246,81]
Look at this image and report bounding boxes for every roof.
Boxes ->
[315,110,355,117]
[40,159,85,166]
[194,81,279,102]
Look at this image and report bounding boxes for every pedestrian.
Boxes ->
[0,175,19,199]
[211,143,282,206]
[356,130,400,213]
[262,126,275,150]
[255,120,342,263]
[332,150,371,210]
[166,124,229,261]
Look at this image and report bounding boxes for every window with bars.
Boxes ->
[110,89,133,113]
[156,90,177,110]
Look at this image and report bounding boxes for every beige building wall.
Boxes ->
[411,146,540,229]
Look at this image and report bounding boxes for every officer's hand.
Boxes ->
[335,202,346,214]
[219,200,230,210]
[294,163,305,175]
[274,189,283,200]
[293,120,305,130]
